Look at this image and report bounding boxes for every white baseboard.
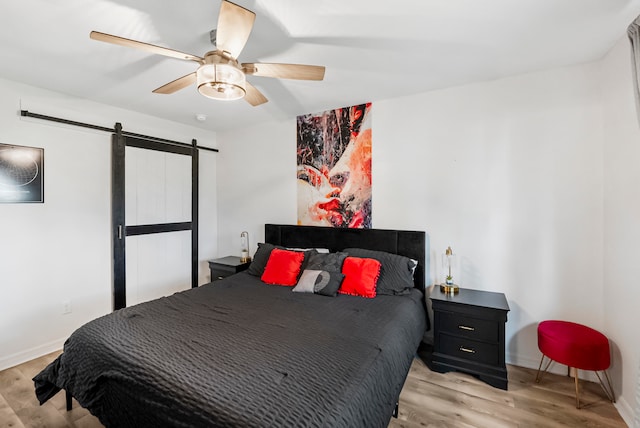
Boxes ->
[614,395,636,428]
[0,339,64,371]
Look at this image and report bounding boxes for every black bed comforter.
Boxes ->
[34,272,426,427]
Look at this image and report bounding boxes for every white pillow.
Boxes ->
[286,247,330,253]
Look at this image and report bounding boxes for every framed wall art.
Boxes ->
[0,143,44,203]
[296,103,372,228]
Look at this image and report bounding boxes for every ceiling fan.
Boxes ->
[89,0,325,106]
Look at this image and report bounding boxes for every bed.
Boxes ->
[34,224,428,427]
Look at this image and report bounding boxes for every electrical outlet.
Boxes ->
[62,300,72,315]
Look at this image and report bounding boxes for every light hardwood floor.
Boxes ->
[0,348,626,427]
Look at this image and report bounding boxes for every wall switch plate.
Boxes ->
[62,300,72,314]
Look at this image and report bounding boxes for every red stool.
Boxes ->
[536,320,615,408]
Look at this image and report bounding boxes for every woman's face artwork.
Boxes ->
[297,103,372,228]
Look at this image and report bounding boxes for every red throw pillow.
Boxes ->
[339,256,381,298]
[261,248,305,286]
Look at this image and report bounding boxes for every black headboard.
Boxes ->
[265,224,428,293]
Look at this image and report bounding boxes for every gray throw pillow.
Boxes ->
[293,269,345,297]
[246,243,278,276]
[343,248,417,295]
[305,252,348,273]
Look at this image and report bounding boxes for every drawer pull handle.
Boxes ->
[459,347,475,354]
[458,325,475,331]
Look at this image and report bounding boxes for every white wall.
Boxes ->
[0,77,218,370]
[601,36,640,425]
[216,118,297,254]
[374,66,605,366]
[217,57,637,424]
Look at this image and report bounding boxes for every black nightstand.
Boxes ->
[429,287,510,390]
[208,256,251,281]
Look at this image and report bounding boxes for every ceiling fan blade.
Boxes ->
[215,1,256,58]
[242,63,325,81]
[152,72,197,94]
[244,82,268,106]
[90,31,203,63]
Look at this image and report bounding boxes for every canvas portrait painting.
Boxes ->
[296,103,372,228]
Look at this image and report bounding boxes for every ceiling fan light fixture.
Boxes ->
[90,1,325,106]
[196,63,246,101]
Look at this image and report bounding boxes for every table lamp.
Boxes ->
[440,246,459,294]
[240,231,251,263]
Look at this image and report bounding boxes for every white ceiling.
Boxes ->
[1,0,639,132]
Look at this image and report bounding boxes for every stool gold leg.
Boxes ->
[595,370,616,403]
[604,370,616,403]
[574,368,581,409]
[535,354,553,383]
[535,354,544,383]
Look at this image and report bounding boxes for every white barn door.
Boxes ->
[125,147,192,306]
[111,131,199,310]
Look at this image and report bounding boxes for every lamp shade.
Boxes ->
[196,63,246,101]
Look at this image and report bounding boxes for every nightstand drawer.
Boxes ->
[439,312,499,342]
[210,268,235,281]
[208,256,251,282]
[438,333,500,366]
